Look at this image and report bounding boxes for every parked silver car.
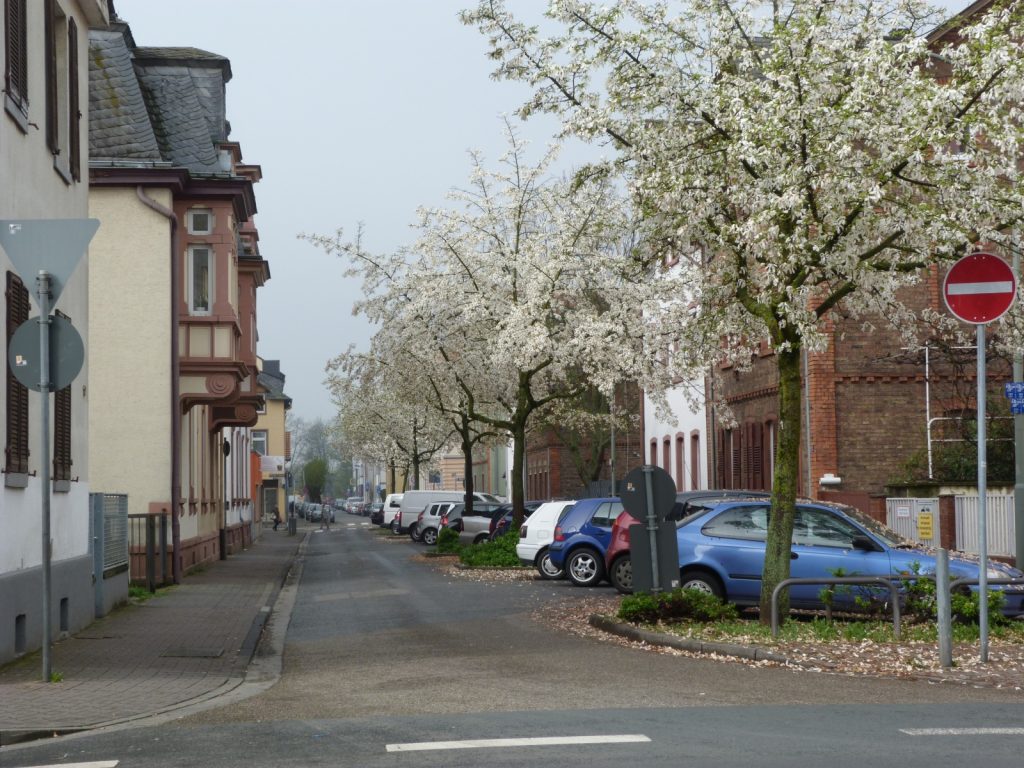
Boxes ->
[414,501,458,545]
[450,503,507,545]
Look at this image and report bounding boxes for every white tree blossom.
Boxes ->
[309,128,640,519]
[463,0,1024,613]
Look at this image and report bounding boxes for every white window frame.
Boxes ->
[187,245,213,315]
[252,430,268,456]
[186,208,214,235]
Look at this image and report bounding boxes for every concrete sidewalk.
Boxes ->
[0,525,305,745]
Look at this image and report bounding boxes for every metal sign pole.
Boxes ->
[643,465,660,594]
[977,322,989,663]
[1014,234,1024,570]
[37,271,53,683]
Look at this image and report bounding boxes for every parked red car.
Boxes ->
[605,490,770,594]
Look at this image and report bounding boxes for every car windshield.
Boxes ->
[832,503,910,548]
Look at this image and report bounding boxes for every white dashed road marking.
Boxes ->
[901,728,1024,736]
[386,735,651,752]
[15,762,119,768]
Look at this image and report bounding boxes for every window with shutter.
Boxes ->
[731,429,742,489]
[53,311,71,483]
[45,0,57,154]
[4,0,28,115]
[675,436,684,491]
[751,422,764,490]
[716,429,726,489]
[68,17,80,181]
[691,433,701,491]
[53,385,71,481]
[6,271,30,476]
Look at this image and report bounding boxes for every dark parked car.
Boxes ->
[606,490,771,594]
[489,500,544,539]
[547,497,624,587]
[369,502,384,525]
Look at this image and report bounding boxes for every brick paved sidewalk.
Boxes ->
[0,526,303,743]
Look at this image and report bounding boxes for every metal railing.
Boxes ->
[770,576,903,639]
[128,512,170,592]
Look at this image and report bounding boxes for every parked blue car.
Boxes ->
[547,497,624,586]
[676,500,1024,614]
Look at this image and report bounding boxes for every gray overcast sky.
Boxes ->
[112,0,966,424]
[114,0,566,424]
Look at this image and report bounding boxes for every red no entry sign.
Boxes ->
[943,252,1017,324]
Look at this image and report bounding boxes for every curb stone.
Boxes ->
[588,614,791,663]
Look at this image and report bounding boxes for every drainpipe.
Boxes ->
[136,187,182,584]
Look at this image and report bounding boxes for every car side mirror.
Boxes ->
[851,535,879,552]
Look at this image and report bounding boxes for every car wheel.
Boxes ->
[409,524,423,542]
[473,533,489,545]
[390,519,400,535]
[536,549,563,580]
[679,569,725,600]
[422,527,438,546]
[567,548,605,587]
[609,555,633,595]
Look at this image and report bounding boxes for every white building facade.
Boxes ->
[0,0,109,664]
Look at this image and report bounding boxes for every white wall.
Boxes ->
[643,383,708,492]
[1,0,101,579]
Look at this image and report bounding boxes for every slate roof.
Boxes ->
[89,27,162,161]
[258,361,291,405]
[89,24,233,174]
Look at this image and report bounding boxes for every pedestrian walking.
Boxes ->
[272,506,281,531]
[321,505,331,532]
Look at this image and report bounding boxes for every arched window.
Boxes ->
[675,435,685,491]
[690,432,701,490]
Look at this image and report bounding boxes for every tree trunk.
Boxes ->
[510,424,526,527]
[759,344,803,622]
[461,423,475,514]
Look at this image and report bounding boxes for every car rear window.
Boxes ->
[591,501,624,528]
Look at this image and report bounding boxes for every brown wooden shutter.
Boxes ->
[53,310,72,481]
[54,385,71,480]
[731,429,742,489]
[6,271,30,474]
[5,0,28,108]
[716,429,726,489]
[68,17,80,181]
[751,422,764,490]
[44,0,58,153]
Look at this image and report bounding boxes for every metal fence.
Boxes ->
[128,511,171,592]
[89,493,128,571]
[885,497,941,548]
[955,494,1016,557]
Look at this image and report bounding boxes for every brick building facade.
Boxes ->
[713,267,1013,513]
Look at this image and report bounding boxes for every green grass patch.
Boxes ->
[437,527,462,554]
[458,530,524,568]
[616,590,1024,646]
[128,583,176,603]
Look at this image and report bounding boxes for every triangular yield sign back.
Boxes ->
[0,219,100,308]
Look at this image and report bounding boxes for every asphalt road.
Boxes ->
[5,522,1023,768]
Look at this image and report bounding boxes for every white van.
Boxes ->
[394,490,493,534]
[516,500,576,579]
[381,493,404,528]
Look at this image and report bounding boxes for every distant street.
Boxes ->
[6,522,1024,768]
